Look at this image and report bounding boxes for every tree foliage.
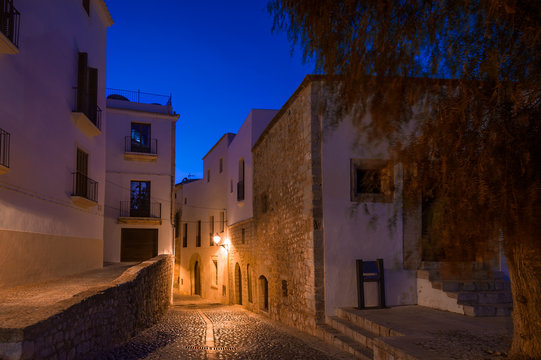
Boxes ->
[269,0,541,357]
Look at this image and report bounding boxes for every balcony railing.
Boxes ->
[120,200,161,219]
[106,88,172,106]
[72,172,98,202]
[73,87,102,130]
[0,0,20,48]
[124,136,158,154]
[237,180,245,201]
[0,128,10,169]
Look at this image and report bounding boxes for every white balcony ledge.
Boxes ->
[117,217,161,225]
[71,195,98,208]
[124,152,158,162]
[0,164,9,175]
[0,32,19,55]
[71,112,101,138]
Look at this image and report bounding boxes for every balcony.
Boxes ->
[106,88,174,115]
[0,128,10,174]
[70,172,98,208]
[0,0,20,54]
[124,136,158,162]
[71,87,102,138]
[237,180,245,201]
[118,200,162,225]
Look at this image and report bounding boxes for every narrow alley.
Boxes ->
[93,297,355,360]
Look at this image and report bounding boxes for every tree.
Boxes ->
[268,0,541,358]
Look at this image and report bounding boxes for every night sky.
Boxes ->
[105,0,315,183]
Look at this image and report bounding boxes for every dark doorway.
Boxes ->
[235,263,242,305]
[259,276,269,311]
[194,261,201,295]
[120,228,158,261]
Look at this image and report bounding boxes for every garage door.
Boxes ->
[121,228,158,261]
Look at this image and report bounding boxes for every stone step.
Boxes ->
[463,303,514,317]
[456,291,513,305]
[326,316,378,349]
[316,323,373,360]
[336,308,403,337]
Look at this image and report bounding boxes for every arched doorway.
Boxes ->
[194,261,201,295]
[259,275,268,311]
[235,263,242,305]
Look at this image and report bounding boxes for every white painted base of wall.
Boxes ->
[417,277,466,315]
[0,229,103,288]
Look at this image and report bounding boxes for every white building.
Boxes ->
[103,92,178,263]
[0,0,112,288]
[175,133,234,302]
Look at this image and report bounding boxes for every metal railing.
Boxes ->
[73,87,102,130]
[0,128,10,168]
[106,88,172,106]
[0,0,20,48]
[120,200,161,219]
[237,180,245,201]
[124,136,158,155]
[72,172,98,202]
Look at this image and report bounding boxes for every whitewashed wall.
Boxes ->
[0,0,112,287]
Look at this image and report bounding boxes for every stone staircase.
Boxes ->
[417,262,513,317]
[315,307,402,359]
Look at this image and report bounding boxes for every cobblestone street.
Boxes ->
[93,303,354,360]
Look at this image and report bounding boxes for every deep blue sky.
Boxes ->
[105,0,314,183]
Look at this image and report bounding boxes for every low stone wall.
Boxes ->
[0,255,173,360]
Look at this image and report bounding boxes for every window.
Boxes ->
[196,220,201,247]
[261,194,268,213]
[282,280,288,297]
[350,159,393,202]
[76,52,100,128]
[131,123,151,153]
[184,197,187,205]
[209,215,214,246]
[241,228,245,244]
[174,212,180,237]
[82,0,90,14]
[182,223,188,247]
[230,179,233,193]
[212,259,218,287]
[237,159,245,201]
[219,158,223,173]
[219,211,225,232]
[207,169,210,182]
[130,181,151,217]
[75,148,89,197]
[0,0,20,51]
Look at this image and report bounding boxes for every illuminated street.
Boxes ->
[93,302,355,360]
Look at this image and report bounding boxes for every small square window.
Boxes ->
[351,159,393,202]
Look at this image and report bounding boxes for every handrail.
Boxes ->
[0,0,20,48]
[72,171,98,202]
[119,200,161,219]
[0,128,10,168]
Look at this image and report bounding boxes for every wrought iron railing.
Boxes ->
[120,200,161,219]
[124,136,158,154]
[237,180,245,201]
[0,128,10,168]
[72,172,98,202]
[0,0,20,48]
[106,88,172,107]
[73,87,102,130]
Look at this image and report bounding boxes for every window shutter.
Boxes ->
[77,52,89,113]
[88,67,98,123]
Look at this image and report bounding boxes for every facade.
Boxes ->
[0,0,113,288]
[174,133,234,302]
[103,92,178,263]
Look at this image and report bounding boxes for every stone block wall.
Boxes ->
[250,80,325,333]
[0,255,173,360]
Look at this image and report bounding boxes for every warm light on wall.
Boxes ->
[213,233,230,251]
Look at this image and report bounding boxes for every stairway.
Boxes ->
[315,308,402,359]
[417,262,513,316]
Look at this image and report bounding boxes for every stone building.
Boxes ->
[0,0,113,288]
[102,91,178,263]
